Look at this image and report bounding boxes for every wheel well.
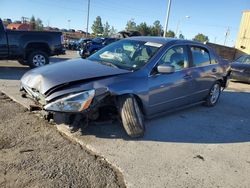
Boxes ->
[217,79,223,85]
[25,43,50,58]
[116,94,145,115]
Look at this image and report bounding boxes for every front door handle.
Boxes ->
[183,74,192,79]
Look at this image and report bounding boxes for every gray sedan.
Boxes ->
[231,55,250,83]
[20,37,230,137]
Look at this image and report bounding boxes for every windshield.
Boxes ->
[87,39,162,71]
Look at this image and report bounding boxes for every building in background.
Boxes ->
[236,10,250,54]
[7,23,32,30]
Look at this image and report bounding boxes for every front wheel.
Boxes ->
[205,81,221,107]
[118,95,145,138]
[28,51,49,68]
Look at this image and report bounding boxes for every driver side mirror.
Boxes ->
[157,64,175,74]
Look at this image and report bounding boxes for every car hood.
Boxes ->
[21,58,130,94]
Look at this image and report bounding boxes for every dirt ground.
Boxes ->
[0,92,125,188]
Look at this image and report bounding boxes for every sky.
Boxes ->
[0,0,249,46]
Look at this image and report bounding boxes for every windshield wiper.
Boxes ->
[96,60,119,69]
[103,62,119,68]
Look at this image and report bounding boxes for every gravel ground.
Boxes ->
[0,92,125,188]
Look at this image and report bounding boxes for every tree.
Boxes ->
[35,18,43,31]
[165,30,175,38]
[30,16,43,31]
[91,16,104,36]
[151,20,162,36]
[103,22,111,37]
[193,33,209,43]
[30,16,36,30]
[136,22,151,36]
[179,33,185,39]
[109,26,117,36]
[125,19,137,31]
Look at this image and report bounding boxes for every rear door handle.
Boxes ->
[212,68,217,73]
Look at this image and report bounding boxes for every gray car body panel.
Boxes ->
[21,37,229,117]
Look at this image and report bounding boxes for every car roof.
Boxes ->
[126,36,205,46]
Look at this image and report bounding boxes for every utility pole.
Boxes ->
[163,0,172,37]
[86,0,90,38]
[224,27,230,46]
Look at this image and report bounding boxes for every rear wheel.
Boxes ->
[118,95,145,138]
[205,81,221,107]
[28,51,49,68]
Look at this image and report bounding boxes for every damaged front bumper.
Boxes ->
[21,84,96,114]
[21,84,46,105]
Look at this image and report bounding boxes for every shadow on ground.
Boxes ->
[0,66,29,80]
[0,57,71,80]
[78,91,250,144]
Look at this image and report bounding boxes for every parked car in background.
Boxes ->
[0,19,65,68]
[20,37,230,137]
[117,30,142,38]
[230,55,250,83]
[79,37,119,58]
[65,39,79,50]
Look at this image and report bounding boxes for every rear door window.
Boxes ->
[191,46,211,67]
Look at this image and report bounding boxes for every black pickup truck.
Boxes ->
[0,19,65,68]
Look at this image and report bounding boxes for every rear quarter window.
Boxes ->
[210,53,219,64]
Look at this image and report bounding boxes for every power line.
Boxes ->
[31,0,86,12]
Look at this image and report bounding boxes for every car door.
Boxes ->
[148,45,196,115]
[188,45,217,102]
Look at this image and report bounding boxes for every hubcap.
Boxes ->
[210,84,220,104]
[33,54,46,67]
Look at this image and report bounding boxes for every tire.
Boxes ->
[205,81,221,107]
[28,51,49,68]
[119,95,145,138]
[18,59,27,65]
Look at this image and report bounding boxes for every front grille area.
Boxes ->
[22,84,46,105]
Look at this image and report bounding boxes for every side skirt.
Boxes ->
[146,101,205,120]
